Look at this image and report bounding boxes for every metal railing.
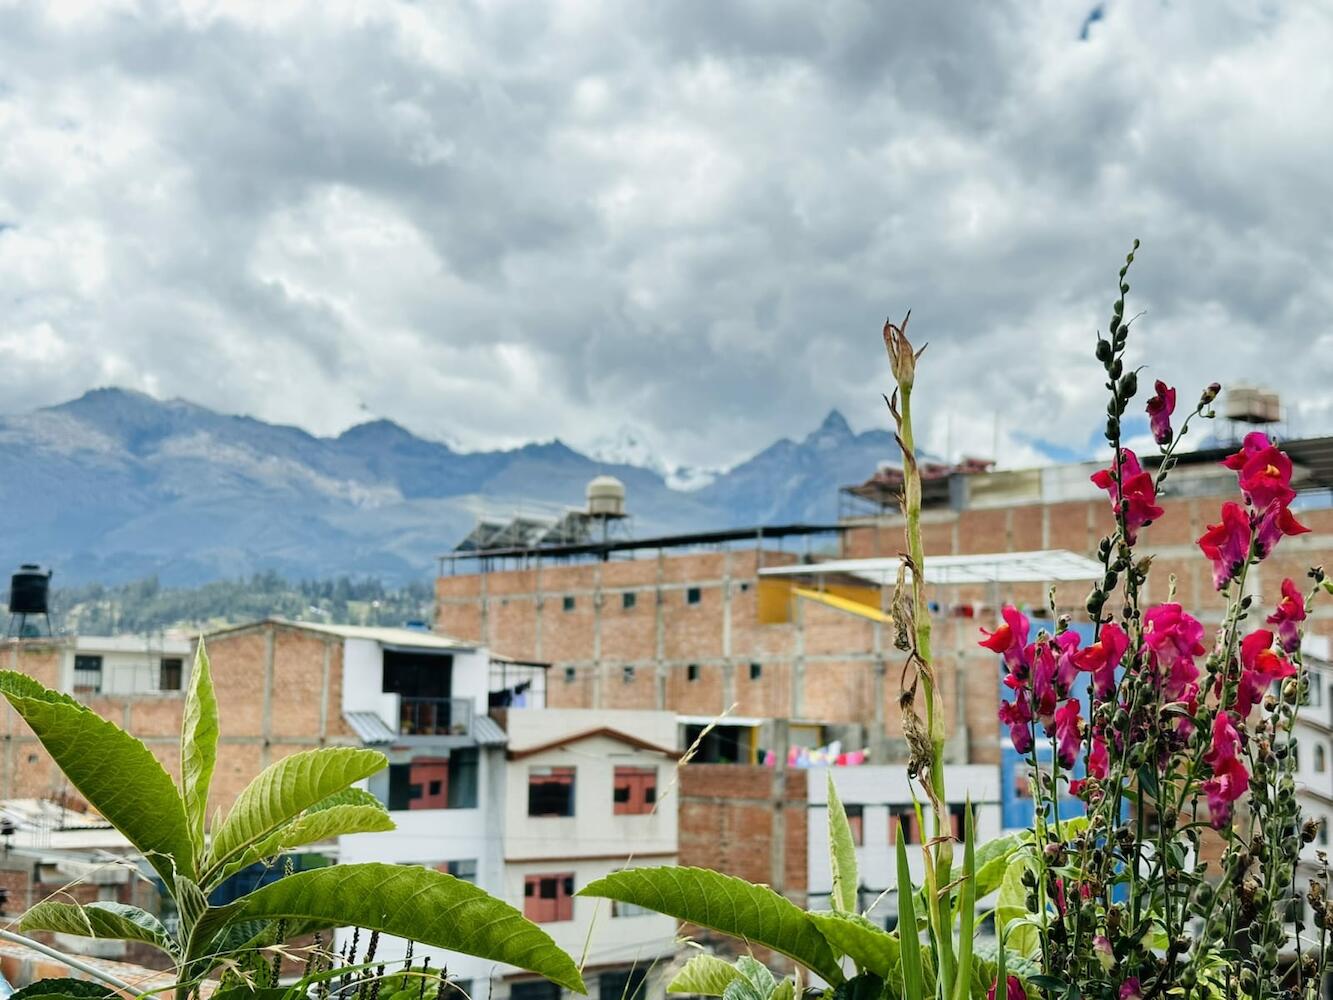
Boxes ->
[398,697,473,737]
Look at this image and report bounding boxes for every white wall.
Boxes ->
[340,638,492,734]
[65,635,192,696]
[806,765,1002,912]
[504,708,677,755]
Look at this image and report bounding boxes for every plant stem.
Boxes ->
[0,929,143,996]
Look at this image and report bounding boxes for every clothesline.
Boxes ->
[756,741,870,768]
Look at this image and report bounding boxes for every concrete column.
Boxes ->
[533,561,544,662]
[792,600,806,718]
[319,639,332,742]
[769,718,790,897]
[261,627,275,768]
[722,551,735,711]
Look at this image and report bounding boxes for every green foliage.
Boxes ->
[825,774,859,915]
[806,911,901,981]
[720,957,778,1000]
[7,980,113,1000]
[578,867,845,984]
[1,642,586,995]
[951,803,976,1000]
[667,954,744,996]
[894,826,926,1000]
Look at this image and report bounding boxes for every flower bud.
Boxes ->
[1200,382,1221,406]
[882,314,918,390]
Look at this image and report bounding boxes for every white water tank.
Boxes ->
[587,475,626,517]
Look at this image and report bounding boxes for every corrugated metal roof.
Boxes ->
[759,549,1104,585]
[344,711,397,745]
[204,618,475,651]
[473,715,509,746]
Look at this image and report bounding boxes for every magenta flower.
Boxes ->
[999,693,1035,754]
[1254,497,1310,559]
[1267,577,1307,653]
[1031,642,1061,728]
[1143,604,1206,667]
[987,975,1027,1000]
[1146,380,1176,446]
[1236,441,1296,510]
[1054,629,1082,693]
[1221,431,1272,471]
[1088,732,1109,779]
[1119,979,1143,1000]
[1054,699,1083,768]
[979,605,1032,675]
[1203,755,1250,829]
[1092,449,1163,544]
[1203,712,1242,771]
[1073,621,1128,700]
[1094,934,1115,971]
[1197,502,1251,590]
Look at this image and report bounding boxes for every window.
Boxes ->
[563,596,576,612]
[442,859,477,883]
[613,767,657,815]
[511,981,561,1000]
[686,587,702,605]
[687,663,699,682]
[682,723,750,764]
[948,802,969,839]
[749,662,762,681]
[622,666,635,683]
[1309,682,1324,708]
[1317,744,1327,774]
[523,873,574,922]
[528,766,576,817]
[1014,773,1032,799]
[73,654,103,694]
[382,651,452,697]
[622,592,636,610]
[599,970,647,1000]
[159,657,184,691]
[1320,821,1329,847]
[739,581,751,592]
[845,804,864,845]
[612,898,652,918]
[888,806,921,844]
[386,750,478,811]
[564,666,576,683]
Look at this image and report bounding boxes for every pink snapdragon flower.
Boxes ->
[1094,934,1115,972]
[1054,629,1082,692]
[1235,628,1297,715]
[1236,438,1296,510]
[988,975,1027,1000]
[980,605,1032,675]
[1119,979,1143,1000]
[1197,502,1251,590]
[999,694,1035,754]
[1091,449,1163,544]
[1203,712,1242,770]
[1267,577,1307,653]
[1054,699,1083,768]
[1143,604,1206,667]
[1073,621,1128,700]
[1146,380,1176,446]
[1254,497,1310,559]
[1204,756,1250,829]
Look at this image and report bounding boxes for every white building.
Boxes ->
[807,764,1003,931]
[60,633,194,697]
[1295,642,1333,872]
[334,633,678,1000]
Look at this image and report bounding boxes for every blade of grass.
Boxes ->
[895,822,925,1000]
[952,800,975,1000]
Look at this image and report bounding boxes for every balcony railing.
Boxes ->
[398,697,473,737]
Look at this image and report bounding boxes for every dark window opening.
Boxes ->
[382,650,453,698]
[386,749,478,811]
[686,587,702,605]
[563,596,576,612]
[73,654,103,694]
[443,859,477,883]
[622,592,636,610]
[564,666,576,683]
[845,804,864,845]
[511,982,561,1000]
[159,657,184,691]
[749,662,762,681]
[528,766,576,817]
[888,806,921,844]
[687,663,699,682]
[622,666,635,683]
[599,970,647,1000]
[683,723,749,764]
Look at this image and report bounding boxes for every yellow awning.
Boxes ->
[792,587,893,623]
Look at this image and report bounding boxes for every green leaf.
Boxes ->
[722,957,776,1000]
[769,980,793,1000]
[8,980,113,1000]
[826,775,859,914]
[831,972,886,1000]
[972,832,1025,899]
[995,858,1038,959]
[193,862,585,992]
[668,955,743,996]
[0,671,194,884]
[181,639,219,857]
[20,901,177,956]
[807,911,900,980]
[951,803,976,1000]
[895,825,925,1000]
[307,786,387,812]
[204,747,387,880]
[214,804,395,885]
[578,866,844,984]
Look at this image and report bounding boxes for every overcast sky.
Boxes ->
[1,1,1330,473]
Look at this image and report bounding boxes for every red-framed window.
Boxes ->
[845,804,864,845]
[887,806,921,845]
[613,766,657,815]
[408,757,449,810]
[524,873,575,922]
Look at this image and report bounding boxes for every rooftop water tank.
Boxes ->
[9,564,52,615]
[586,475,627,517]
[1224,386,1280,424]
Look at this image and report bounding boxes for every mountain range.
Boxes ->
[0,389,906,586]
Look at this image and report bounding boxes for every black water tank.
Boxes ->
[9,564,52,614]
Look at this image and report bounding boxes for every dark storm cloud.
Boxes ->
[1,0,1330,474]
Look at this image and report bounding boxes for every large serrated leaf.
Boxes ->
[8,980,113,1000]
[972,832,1025,899]
[0,671,194,884]
[826,774,859,914]
[668,955,743,996]
[204,747,387,878]
[578,866,844,984]
[308,786,387,813]
[20,900,177,956]
[722,957,776,1000]
[192,862,585,992]
[808,911,900,980]
[181,639,219,857]
[995,857,1038,959]
[213,804,395,886]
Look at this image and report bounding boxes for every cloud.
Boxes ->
[0,0,1329,472]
